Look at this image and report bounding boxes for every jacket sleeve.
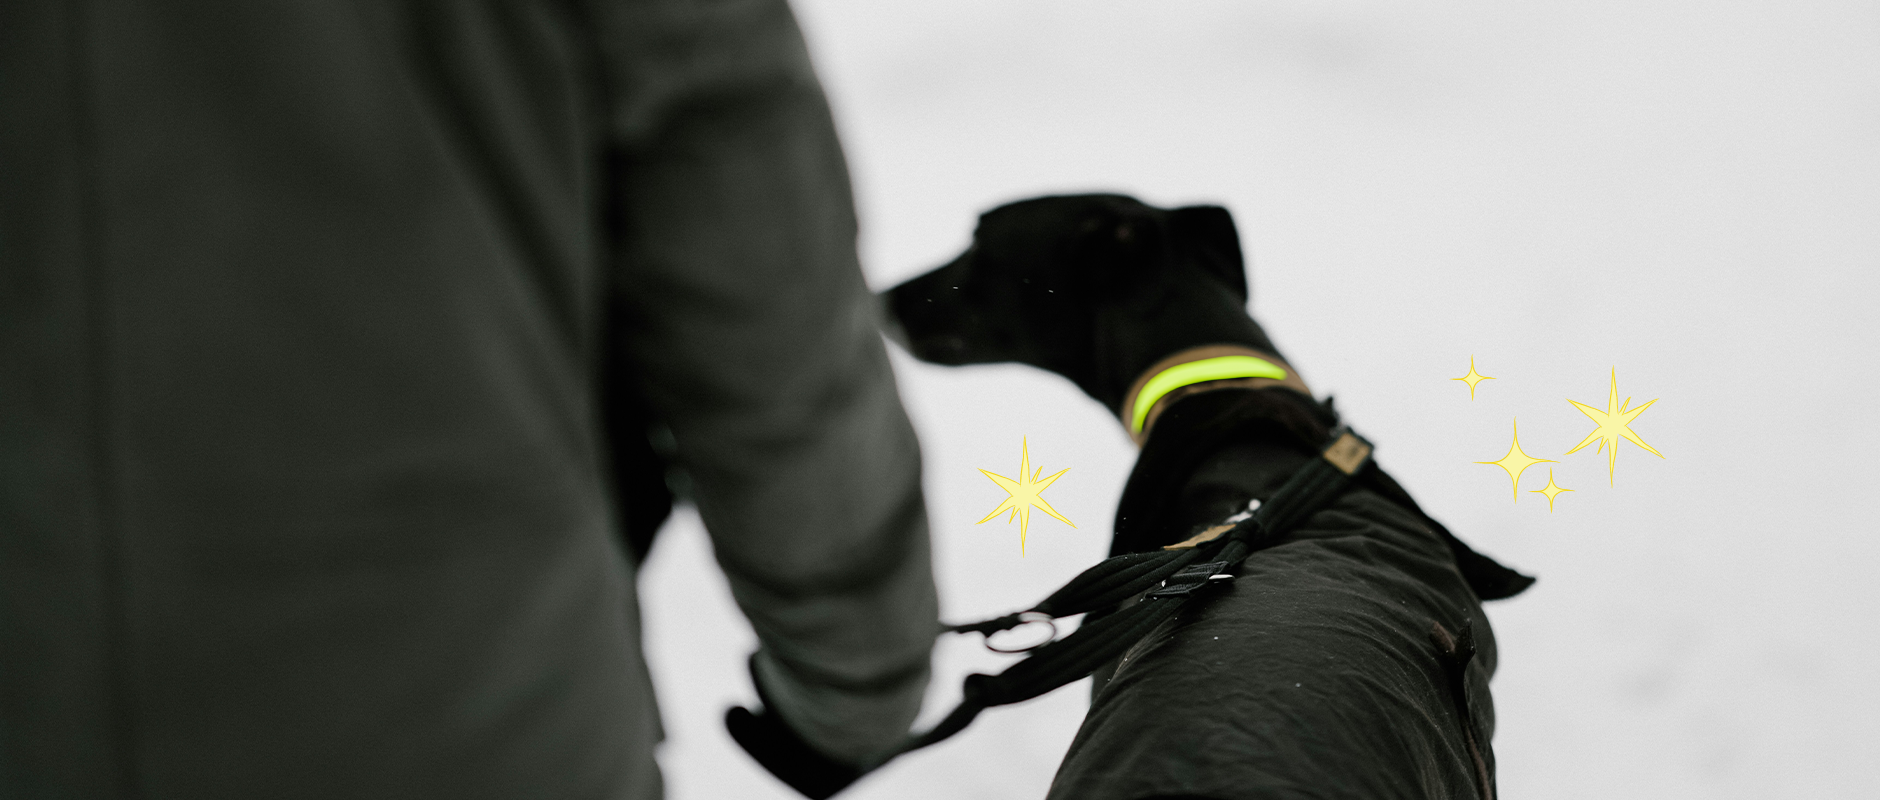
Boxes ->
[588,0,938,763]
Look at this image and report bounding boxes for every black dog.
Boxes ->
[876,194,1527,800]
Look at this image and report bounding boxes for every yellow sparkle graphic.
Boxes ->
[1565,368,1664,485]
[1453,356,1495,400]
[1477,419,1556,501]
[1529,469,1572,512]
[977,438,1075,556]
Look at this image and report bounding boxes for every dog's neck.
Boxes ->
[1083,261,1285,416]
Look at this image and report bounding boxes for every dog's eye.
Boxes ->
[1115,223,1135,243]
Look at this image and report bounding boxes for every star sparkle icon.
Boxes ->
[1529,469,1572,512]
[1453,356,1495,400]
[1478,419,1555,501]
[1565,368,1664,485]
[977,438,1075,556]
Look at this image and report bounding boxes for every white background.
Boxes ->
[639,2,1880,797]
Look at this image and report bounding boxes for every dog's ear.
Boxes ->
[1169,205,1248,302]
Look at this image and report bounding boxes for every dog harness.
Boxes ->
[874,425,1374,767]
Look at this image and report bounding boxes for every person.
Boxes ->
[881,194,1534,800]
[0,2,934,797]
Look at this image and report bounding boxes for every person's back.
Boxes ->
[0,3,936,797]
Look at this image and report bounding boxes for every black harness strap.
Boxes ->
[865,427,1375,770]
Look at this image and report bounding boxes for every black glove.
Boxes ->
[725,703,868,800]
[726,654,877,799]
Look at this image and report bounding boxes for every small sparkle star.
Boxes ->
[1478,418,1556,501]
[977,438,1075,555]
[1453,356,1495,400]
[1529,470,1572,512]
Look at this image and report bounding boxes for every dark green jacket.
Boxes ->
[0,2,936,797]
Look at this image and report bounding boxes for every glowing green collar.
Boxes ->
[1129,355,1289,435]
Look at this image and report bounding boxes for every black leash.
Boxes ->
[728,426,1377,797]
[866,425,1375,769]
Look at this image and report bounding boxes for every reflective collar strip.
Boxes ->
[1129,355,1288,435]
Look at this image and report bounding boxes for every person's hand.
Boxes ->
[724,702,869,800]
[726,653,887,799]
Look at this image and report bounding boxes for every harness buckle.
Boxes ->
[1147,561,1234,599]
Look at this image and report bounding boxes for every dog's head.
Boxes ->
[882,194,1251,403]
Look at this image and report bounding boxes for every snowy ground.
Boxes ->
[639,2,1880,797]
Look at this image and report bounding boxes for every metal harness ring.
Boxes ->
[984,611,1058,654]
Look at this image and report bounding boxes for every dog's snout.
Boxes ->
[884,282,977,364]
